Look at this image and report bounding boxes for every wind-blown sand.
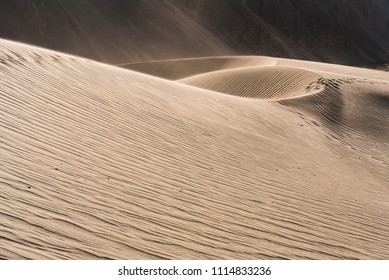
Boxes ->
[0,39,388,259]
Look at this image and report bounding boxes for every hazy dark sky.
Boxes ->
[0,0,388,64]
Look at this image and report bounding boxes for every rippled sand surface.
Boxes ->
[1,40,388,259]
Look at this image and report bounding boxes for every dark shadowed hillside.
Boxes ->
[0,0,388,65]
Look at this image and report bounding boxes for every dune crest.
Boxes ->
[179,66,325,100]
[119,56,277,80]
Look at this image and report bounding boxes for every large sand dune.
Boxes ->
[0,39,388,259]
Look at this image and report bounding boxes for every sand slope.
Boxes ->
[0,39,388,259]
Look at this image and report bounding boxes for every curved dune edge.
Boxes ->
[120,56,389,82]
[179,66,327,100]
[0,39,389,260]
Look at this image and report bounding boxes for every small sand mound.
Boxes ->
[276,58,389,81]
[179,66,325,100]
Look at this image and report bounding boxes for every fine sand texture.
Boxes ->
[0,39,388,259]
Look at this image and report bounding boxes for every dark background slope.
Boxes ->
[0,0,388,65]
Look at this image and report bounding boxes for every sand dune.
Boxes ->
[179,66,324,100]
[0,39,389,259]
[119,56,277,80]
[122,55,389,81]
